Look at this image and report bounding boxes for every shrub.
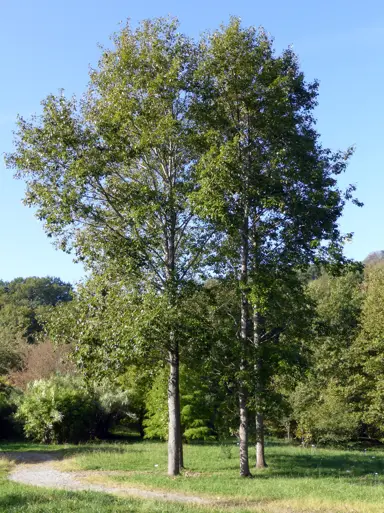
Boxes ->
[93,381,132,438]
[16,375,132,443]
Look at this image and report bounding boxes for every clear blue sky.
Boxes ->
[1,0,383,284]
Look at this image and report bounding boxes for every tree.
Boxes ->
[192,18,359,475]
[6,18,215,475]
[250,272,312,467]
[0,277,72,344]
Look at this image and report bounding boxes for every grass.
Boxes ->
[2,440,384,512]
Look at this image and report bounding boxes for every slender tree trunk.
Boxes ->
[239,380,250,476]
[138,407,145,439]
[255,412,267,468]
[239,213,251,477]
[254,311,267,469]
[165,199,183,476]
[168,345,181,476]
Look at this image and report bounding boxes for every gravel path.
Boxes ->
[5,451,212,505]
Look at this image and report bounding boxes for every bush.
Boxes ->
[16,375,132,443]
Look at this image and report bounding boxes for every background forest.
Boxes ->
[2,250,384,453]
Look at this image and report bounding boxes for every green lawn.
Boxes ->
[2,440,384,512]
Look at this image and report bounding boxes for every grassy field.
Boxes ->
[0,454,213,513]
[2,440,384,512]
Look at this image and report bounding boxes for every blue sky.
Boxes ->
[1,0,383,284]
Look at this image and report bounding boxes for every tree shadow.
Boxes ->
[2,440,384,485]
[0,494,35,509]
[0,490,124,511]
[256,450,384,482]
[0,445,140,465]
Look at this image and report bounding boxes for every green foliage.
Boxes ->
[5,19,208,285]
[0,378,22,439]
[305,271,363,381]
[117,366,152,436]
[143,367,168,440]
[180,368,217,442]
[0,329,24,376]
[350,263,384,440]
[291,379,361,445]
[0,277,72,380]
[290,272,367,443]
[189,18,360,471]
[0,277,72,344]
[144,364,222,442]
[15,375,131,443]
[192,18,358,279]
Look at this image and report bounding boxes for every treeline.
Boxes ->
[2,259,384,453]
[5,17,362,476]
[0,277,133,442]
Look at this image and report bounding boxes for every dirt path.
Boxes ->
[4,451,212,505]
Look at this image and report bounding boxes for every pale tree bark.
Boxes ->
[239,213,251,477]
[254,311,267,469]
[168,346,181,475]
[239,379,250,476]
[255,412,267,469]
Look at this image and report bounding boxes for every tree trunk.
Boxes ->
[239,213,251,477]
[168,347,181,476]
[254,311,267,469]
[138,407,145,439]
[255,412,267,468]
[239,381,250,476]
[165,198,183,476]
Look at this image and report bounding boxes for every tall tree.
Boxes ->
[192,18,359,475]
[6,18,211,475]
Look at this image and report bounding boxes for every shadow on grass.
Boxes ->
[0,444,144,465]
[0,490,125,512]
[255,450,384,482]
[0,494,33,509]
